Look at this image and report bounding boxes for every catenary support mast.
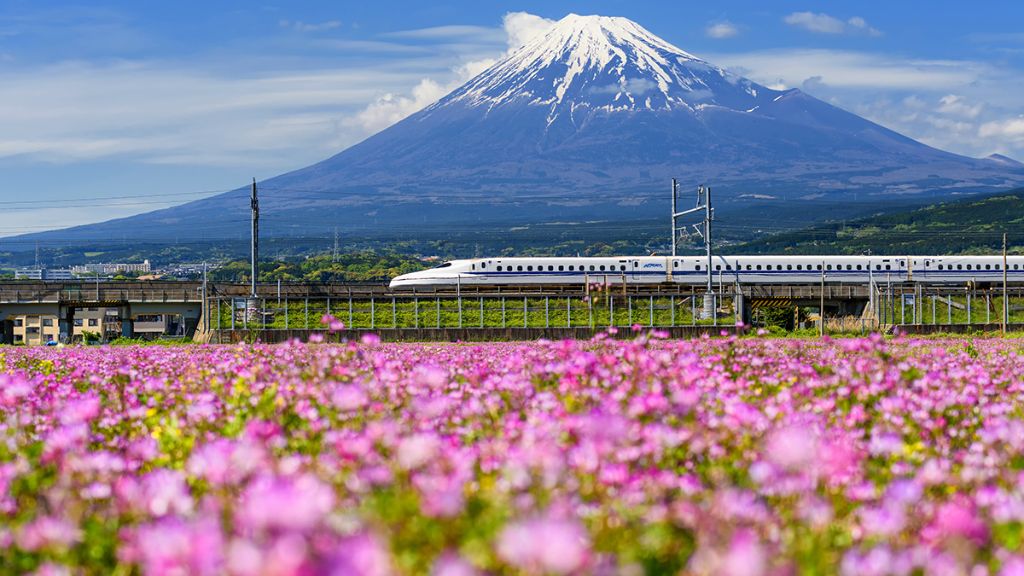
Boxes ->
[250,178,259,298]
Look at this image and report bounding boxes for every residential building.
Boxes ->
[12,314,59,345]
[73,308,109,341]
[14,268,75,280]
[71,260,151,275]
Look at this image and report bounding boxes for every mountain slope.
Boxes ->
[733,187,1024,255]
[14,14,1024,246]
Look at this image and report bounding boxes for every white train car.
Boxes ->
[390,255,1024,289]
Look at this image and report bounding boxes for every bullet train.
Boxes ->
[389,255,1024,289]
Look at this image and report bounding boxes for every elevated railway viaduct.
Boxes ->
[0,280,1012,342]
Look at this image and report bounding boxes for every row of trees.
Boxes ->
[207,251,428,283]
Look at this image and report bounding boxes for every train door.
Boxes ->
[631,260,641,281]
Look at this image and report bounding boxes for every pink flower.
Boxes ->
[237,474,335,532]
[396,433,441,470]
[321,314,346,332]
[496,513,589,574]
[131,517,224,576]
[432,553,477,576]
[764,425,818,471]
[721,531,766,576]
[924,497,989,546]
[0,374,31,408]
[327,532,394,576]
[332,385,368,412]
[15,516,81,551]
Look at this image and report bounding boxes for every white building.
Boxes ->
[71,260,151,275]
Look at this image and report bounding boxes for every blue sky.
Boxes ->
[1,0,1023,236]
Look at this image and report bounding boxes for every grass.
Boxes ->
[212,295,739,331]
[877,294,1024,325]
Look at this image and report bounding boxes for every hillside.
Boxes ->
[733,188,1024,255]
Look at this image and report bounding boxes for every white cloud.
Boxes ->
[784,12,845,34]
[980,117,1024,141]
[937,94,983,118]
[385,25,503,43]
[349,12,554,134]
[706,47,1024,159]
[705,22,739,39]
[502,12,556,51]
[713,49,980,90]
[0,61,417,165]
[279,19,342,33]
[783,12,880,36]
[350,78,450,133]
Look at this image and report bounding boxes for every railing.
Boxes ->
[206,291,741,337]
[873,284,1024,327]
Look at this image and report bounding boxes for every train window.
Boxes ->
[957,265,963,270]
[472,264,475,270]
[589,265,595,271]
[826,265,833,270]
[816,265,822,270]
[569,265,575,271]
[755,265,762,271]
[599,265,606,271]
[986,264,992,270]
[620,265,626,271]
[795,265,802,270]
[966,264,972,270]
[715,265,721,271]
[527,265,533,271]
[695,265,701,271]
[886,265,891,270]
[558,265,564,271]
[517,266,523,271]
[673,261,679,268]
[937,265,943,270]
[856,265,862,270]
[746,265,752,270]
[1016,264,1021,270]
[726,265,732,271]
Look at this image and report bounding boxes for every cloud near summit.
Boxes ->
[350,12,556,134]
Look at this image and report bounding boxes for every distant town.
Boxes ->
[8,259,212,281]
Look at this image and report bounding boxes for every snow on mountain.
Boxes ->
[15,14,1024,245]
[437,14,769,119]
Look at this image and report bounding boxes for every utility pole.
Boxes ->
[250,178,259,298]
[820,262,826,337]
[202,262,208,333]
[1003,233,1008,335]
[671,179,678,257]
[670,181,714,319]
[332,227,339,262]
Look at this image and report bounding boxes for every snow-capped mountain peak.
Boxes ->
[435,13,772,119]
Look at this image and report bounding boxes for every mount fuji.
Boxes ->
[19,14,1024,246]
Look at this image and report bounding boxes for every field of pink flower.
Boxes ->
[1,334,1024,575]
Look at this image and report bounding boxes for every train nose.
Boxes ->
[388,271,418,289]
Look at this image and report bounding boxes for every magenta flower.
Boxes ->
[237,474,335,532]
[496,513,589,574]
